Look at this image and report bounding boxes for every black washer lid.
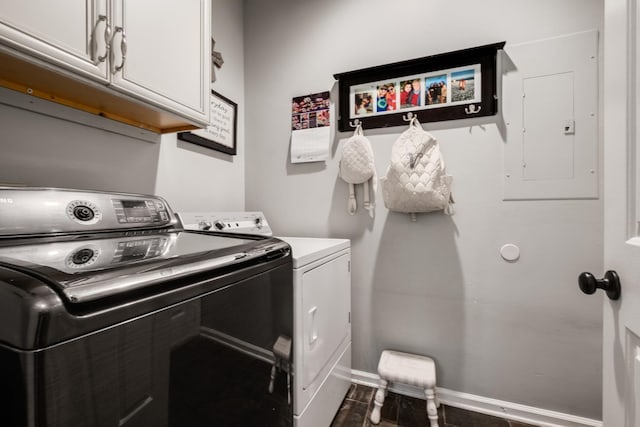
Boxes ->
[0,230,286,303]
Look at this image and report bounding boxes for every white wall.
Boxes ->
[0,0,244,210]
[244,0,604,420]
[0,99,161,193]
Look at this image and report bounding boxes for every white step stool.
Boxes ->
[370,350,439,426]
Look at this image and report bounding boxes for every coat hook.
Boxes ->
[402,112,415,121]
[349,118,361,128]
[465,104,482,114]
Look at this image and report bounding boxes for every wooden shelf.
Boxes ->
[0,51,199,134]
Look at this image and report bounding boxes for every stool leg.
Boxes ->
[425,388,439,427]
[370,379,388,425]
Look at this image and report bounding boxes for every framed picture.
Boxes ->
[178,90,237,155]
[334,42,505,132]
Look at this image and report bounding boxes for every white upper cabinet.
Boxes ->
[110,0,209,124]
[0,0,110,81]
[0,0,210,128]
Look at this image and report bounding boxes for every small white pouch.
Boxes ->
[339,124,377,215]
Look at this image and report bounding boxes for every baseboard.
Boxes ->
[350,369,602,427]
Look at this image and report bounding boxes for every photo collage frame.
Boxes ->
[334,42,505,132]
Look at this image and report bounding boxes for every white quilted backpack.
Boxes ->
[380,117,454,220]
[339,123,377,215]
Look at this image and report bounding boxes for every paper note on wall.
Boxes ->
[290,92,330,163]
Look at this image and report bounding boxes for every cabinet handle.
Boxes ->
[110,26,127,74]
[90,15,109,63]
[100,18,112,63]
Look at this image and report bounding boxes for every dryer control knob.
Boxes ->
[214,220,225,230]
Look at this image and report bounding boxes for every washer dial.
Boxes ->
[66,200,102,225]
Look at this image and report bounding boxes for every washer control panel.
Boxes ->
[0,187,178,237]
[112,199,170,224]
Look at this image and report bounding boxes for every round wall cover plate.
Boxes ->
[500,243,520,261]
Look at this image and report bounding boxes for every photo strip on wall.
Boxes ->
[350,64,481,119]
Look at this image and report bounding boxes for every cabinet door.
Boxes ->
[110,0,209,125]
[0,0,109,81]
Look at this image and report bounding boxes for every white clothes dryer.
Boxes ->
[177,212,352,427]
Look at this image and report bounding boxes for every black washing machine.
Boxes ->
[0,187,293,427]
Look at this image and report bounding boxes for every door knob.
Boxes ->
[578,271,621,300]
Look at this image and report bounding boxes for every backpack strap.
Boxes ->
[363,180,370,210]
[444,198,455,215]
[410,140,428,169]
[348,183,357,215]
[444,192,455,215]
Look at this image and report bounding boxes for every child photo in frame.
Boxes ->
[354,91,374,116]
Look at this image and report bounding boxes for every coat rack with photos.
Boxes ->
[333,42,505,132]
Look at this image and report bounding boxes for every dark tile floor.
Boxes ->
[331,384,539,427]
